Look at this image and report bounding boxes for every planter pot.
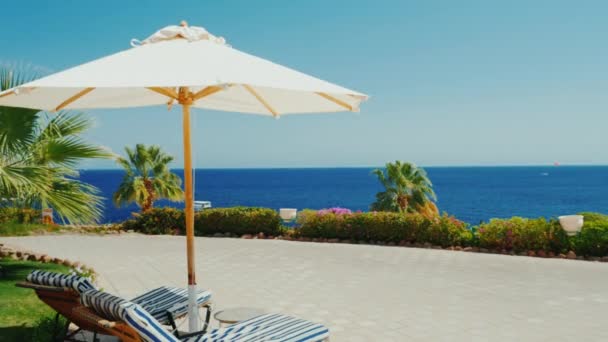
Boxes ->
[279,208,297,221]
[558,215,584,236]
[42,208,54,225]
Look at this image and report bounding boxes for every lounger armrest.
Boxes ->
[176,329,209,339]
[167,299,213,315]
[72,306,117,328]
[15,281,71,292]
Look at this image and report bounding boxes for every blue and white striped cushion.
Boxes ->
[27,270,96,294]
[88,292,329,342]
[185,314,330,342]
[131,286,212,324]
[81,289,131,321]
[123,304,180,342]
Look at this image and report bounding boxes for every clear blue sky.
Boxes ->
[3,0,608,168]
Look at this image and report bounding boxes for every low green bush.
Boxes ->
[122,207,184,235]
[0,207,41,224]
[195,207,282,236]
[296,210,471,246]
[420,215,473,247]
[579,212,608,225]
[571,221,608,257]
[122,207,282,236]
[476,217,569,253]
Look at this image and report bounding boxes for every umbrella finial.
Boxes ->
[180,20,189,27]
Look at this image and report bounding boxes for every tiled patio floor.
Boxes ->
[3,234,608,341]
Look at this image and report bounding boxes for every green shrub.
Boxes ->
[476,217,569,253]
[122,207,282,236]
[296,210,471,246]
[420,214,472,247]
[571,221,608,257]
[0,207,41,224]
[578,212,608,225]
[122,207,184,235]
[195,207,282,236]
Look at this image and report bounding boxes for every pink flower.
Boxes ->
[317,207,352,216]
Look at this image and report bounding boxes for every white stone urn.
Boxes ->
[558,215,584,236]
[279,208,297,222]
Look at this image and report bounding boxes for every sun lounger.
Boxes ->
[79,288,330,342]
[17,270,213,340]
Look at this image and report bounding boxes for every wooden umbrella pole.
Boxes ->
[179,86,199,332]
[180,87,196,285]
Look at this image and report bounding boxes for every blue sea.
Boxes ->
[79,166,608,224]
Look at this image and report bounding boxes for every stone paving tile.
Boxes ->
[3,234,608,341]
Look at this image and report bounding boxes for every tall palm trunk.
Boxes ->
[397,194,409,212]
[142,178,156,212]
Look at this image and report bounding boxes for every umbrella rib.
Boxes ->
[147,87,179,100]
[316,92,354,111]
[242,84,278,117]
[54,87,95,111]
[191,86,224,101]
[0,90,15,99]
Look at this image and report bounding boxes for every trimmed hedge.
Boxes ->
[476,217,569,254]
[296,210,608,257]
[195,207,282,236]
[0,207,41,224]
[296,210,471,247]
[122,207,283,236]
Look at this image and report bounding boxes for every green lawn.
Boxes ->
[0,258,70,341]
[0,222,62,236]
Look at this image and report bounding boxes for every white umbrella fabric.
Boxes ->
[0,22,367,331]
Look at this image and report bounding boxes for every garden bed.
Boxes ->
[119,207,608,261]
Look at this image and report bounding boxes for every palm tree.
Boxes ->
[0,66,112,223]
[371,161,437,214]
[113,144,183,212]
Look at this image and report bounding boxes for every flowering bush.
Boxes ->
[296,209,470,246]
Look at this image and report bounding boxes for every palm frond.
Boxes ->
[0,65,111,224]
[38,112,94,140]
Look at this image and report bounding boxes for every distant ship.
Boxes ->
[553,162,560,166]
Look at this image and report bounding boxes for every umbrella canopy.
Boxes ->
[0,22,367,331]
[0,24,366,115]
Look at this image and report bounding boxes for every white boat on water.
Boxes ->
[194,201,212,211]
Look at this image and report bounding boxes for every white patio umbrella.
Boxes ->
[0,21,367,331]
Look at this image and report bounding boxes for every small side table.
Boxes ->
[214,307,266,328]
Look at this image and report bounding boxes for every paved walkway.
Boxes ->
[3,234,608,341]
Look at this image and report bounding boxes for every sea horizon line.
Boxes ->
[78,164,608,171]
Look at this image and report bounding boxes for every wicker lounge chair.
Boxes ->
[16,270,213,341]
[78,288,330,342]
